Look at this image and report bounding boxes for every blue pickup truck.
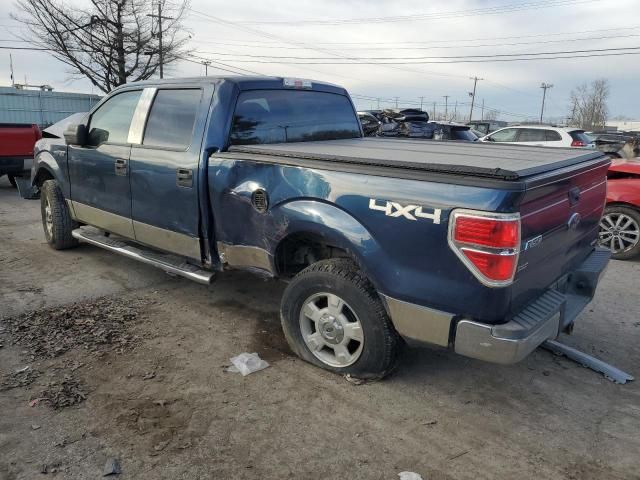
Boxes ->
[31,76,611,378]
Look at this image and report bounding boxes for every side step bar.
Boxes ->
[72,227,214,285]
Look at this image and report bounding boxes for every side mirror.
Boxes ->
[63,123,87,146]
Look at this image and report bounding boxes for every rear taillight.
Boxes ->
[571,140,586,147]
[448,210,521,287]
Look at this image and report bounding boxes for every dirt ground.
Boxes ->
[1,176,639,480]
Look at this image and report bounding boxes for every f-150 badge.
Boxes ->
[369,199,442,224]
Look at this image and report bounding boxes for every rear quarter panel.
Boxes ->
[209,158,525,322]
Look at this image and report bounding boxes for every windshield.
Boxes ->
[452,128,478,141]
[230,90,361,145]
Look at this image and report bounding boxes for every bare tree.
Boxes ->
[12,0,191,93]
[569,79,610,130]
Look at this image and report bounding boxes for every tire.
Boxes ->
[7,174,17,188]
[280,258,402,379]
[40,179,79,250]
[599,205,640,260]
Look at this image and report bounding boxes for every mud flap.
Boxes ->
[15,176,39,199]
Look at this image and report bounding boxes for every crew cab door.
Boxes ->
[68,89,142,237]
[128,87,206,260]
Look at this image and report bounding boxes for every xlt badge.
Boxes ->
[369,199,442,224]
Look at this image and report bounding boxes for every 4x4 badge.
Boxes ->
[369,199,442,224]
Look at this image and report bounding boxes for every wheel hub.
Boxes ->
[318,314,344,344]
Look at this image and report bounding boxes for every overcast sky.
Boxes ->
[1,0,638,122]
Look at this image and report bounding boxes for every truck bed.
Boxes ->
[226,137,605,182]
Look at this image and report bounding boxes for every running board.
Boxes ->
[72,227,214,285]
[542,340,634,385]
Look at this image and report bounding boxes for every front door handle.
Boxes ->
[176,168,193,188]
[115,158,128,176]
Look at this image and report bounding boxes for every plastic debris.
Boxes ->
[398,472,423,480]
[103,458,121,476]
[227,353,269,376]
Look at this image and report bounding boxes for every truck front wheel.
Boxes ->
[40,179,79,250]
[280,259,402,379]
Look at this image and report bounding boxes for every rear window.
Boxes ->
[569,130,593,144]
[230,90,360,145]
[518,129,547,142]
[545,130,562,141]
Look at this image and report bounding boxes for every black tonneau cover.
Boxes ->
[227,137,604,181]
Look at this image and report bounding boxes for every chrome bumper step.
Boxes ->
[72,227,214,285]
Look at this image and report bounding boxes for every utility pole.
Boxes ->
[148,1,173,79]
[393,96,399,108]
[481,99,485,120]
[202,60,211,76]
[468,76,483,122]
[453,100,457,121]
[9,53,14,86]
[443,95,449,120]
[376,97,380,109]
[419,96,424,111]
[540,82,553,123]
[433,101,437,120]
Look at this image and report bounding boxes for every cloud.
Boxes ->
[1,0,637,119]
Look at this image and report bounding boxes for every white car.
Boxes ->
[480,125,595,148]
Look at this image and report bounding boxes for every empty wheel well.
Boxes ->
[275,233,352,277]
[34,168,54,187]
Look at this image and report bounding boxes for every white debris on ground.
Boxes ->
[398,472,423,480]
[227,352,270,376]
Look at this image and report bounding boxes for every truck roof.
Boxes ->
[113,76,349,95]
[227,137,606,181]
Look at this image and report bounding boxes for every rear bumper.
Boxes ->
[0,156,32,176]
[384,247,611,365]
[455,247,610,364]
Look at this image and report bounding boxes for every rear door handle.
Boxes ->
[176,168,193,187]
[115,158,128,176]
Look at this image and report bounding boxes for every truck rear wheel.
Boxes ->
[280,259,402,379]
[40,179,79,250]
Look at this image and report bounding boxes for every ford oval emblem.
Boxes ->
[568,212,582,230]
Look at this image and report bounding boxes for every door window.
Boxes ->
[143,89,202,149]
[489,128,518,142]
[87,90,142,146]
[518,129,547,142]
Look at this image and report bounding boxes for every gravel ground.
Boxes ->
[1,176,639,479]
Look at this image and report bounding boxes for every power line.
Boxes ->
[191,48,640,64]
[192,45,640,61]
[182,25,640,46]
[185,32,640,51]
[235,0,596,25]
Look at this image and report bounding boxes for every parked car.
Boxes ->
[480,125,595,148]
[31,76,610,378]
[0,123,41,187]
[466,120,508,136]
[376,109,477,141]
[599,159,640,259]
[357,111,382,136]
[586,131,639,159]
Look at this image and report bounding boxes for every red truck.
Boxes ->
[0,123,42,187]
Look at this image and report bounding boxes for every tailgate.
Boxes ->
[511,157,610,310]
[0,124,41,157]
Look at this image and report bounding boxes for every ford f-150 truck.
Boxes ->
[30,76,611,378]
[1,123,41,187]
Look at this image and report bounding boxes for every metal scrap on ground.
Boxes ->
[542,340,634,384]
